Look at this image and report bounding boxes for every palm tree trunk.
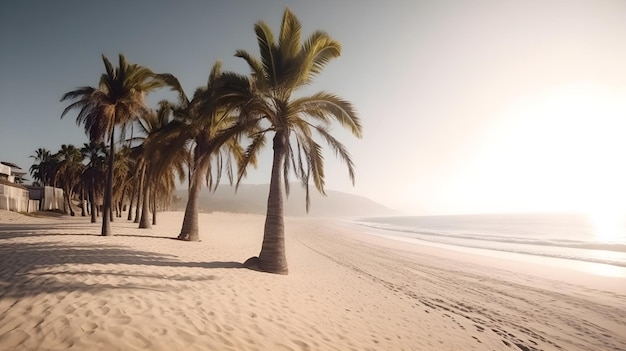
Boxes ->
[127,181,136,221]
[178,169,202,241]
[64,187,75,216]
[258,133,288,274]
[89,181,97,223]
[139,168,151,229]
[101,127,114,236]
[134,165,145,223]
[152,183,157,226]
[117,186,125,218]
[80,185,87,217]
[110,197,115,222]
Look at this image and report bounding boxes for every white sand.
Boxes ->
[0,210,624,350]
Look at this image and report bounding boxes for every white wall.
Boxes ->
[0,184,29,212]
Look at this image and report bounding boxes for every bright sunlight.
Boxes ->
[451,83,626,216]
[587,208,625,243]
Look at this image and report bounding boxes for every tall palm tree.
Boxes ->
[132,102,185,229]
[81,142,107,223]
[149,65,248,241]
[235,8,362,274]
[61,54,166,236]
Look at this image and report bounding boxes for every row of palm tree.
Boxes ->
[29,140,178,223]
[54,8,361,274]
[31,144,102,217]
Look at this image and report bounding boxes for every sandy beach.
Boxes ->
[0,210,624,351]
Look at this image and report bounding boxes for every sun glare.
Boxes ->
[587,209,625,243]
[454,84,626,215]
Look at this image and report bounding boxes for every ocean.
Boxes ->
[351,213,626,269]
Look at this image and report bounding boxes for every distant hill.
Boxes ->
[173,184,396,217]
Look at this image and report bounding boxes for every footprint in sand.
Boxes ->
[150,327,168,336]
[80,322,98,335]
[98,306,110,316]
[110,309,131,325]
[63,304,77,314]
[127,331,152,349]
[0,329,30,348]
[108,326,125,337]
[175,328,196,343]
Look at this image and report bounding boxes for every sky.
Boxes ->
[1,0,625,215]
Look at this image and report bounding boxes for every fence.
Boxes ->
[28,186,64,211]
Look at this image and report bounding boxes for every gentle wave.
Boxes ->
[353,222,626,253]
[351,220,626,268]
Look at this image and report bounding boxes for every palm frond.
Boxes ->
[254,21,278,88]
[279,8,302,61]
[236,132,267,188]
[291,92,362,137]
[300,31,341,84]
[234,50,266,82]
[155,73,188,103]
[314,125,356,185]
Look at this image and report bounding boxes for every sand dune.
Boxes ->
[0,210,624,350]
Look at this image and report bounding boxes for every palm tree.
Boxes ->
[149,65,248,241]
[81,142,107,223]
[235,8,362,274]
[29,148,55,186]
[112,145,133,220]
[61,54,166,236]
[131,102,185,229]
[55,144,84,216]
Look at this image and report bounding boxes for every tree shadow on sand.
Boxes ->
[0,239,244,299]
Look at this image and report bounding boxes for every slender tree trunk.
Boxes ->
[152,184,157,226]
[80,185,87,217]
[118,184,128,218]
[257,133,288,274]
[102,127,114,236]
[89,181,97,223]
[127,181,136,221]
[62,188,68,215]
[86,190,90,215]
[178,169,202,241]
[110,196,115,222]
[139,173,151,229]
[134,165,145,223]
[64,187,75,216]
[68,188,76,216]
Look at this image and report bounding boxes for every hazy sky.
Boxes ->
[1,0,625,215]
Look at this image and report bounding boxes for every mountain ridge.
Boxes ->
[173,183,396,217]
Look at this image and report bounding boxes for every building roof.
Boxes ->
[0,161,22,169]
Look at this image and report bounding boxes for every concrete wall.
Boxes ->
[0,183,30,212]
[0,185,63,213]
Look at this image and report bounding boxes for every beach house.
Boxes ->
[0,161,34,212]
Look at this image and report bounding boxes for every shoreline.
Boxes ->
[1,210,625,350]
[345,219,626,278]
[339,220,626,294]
